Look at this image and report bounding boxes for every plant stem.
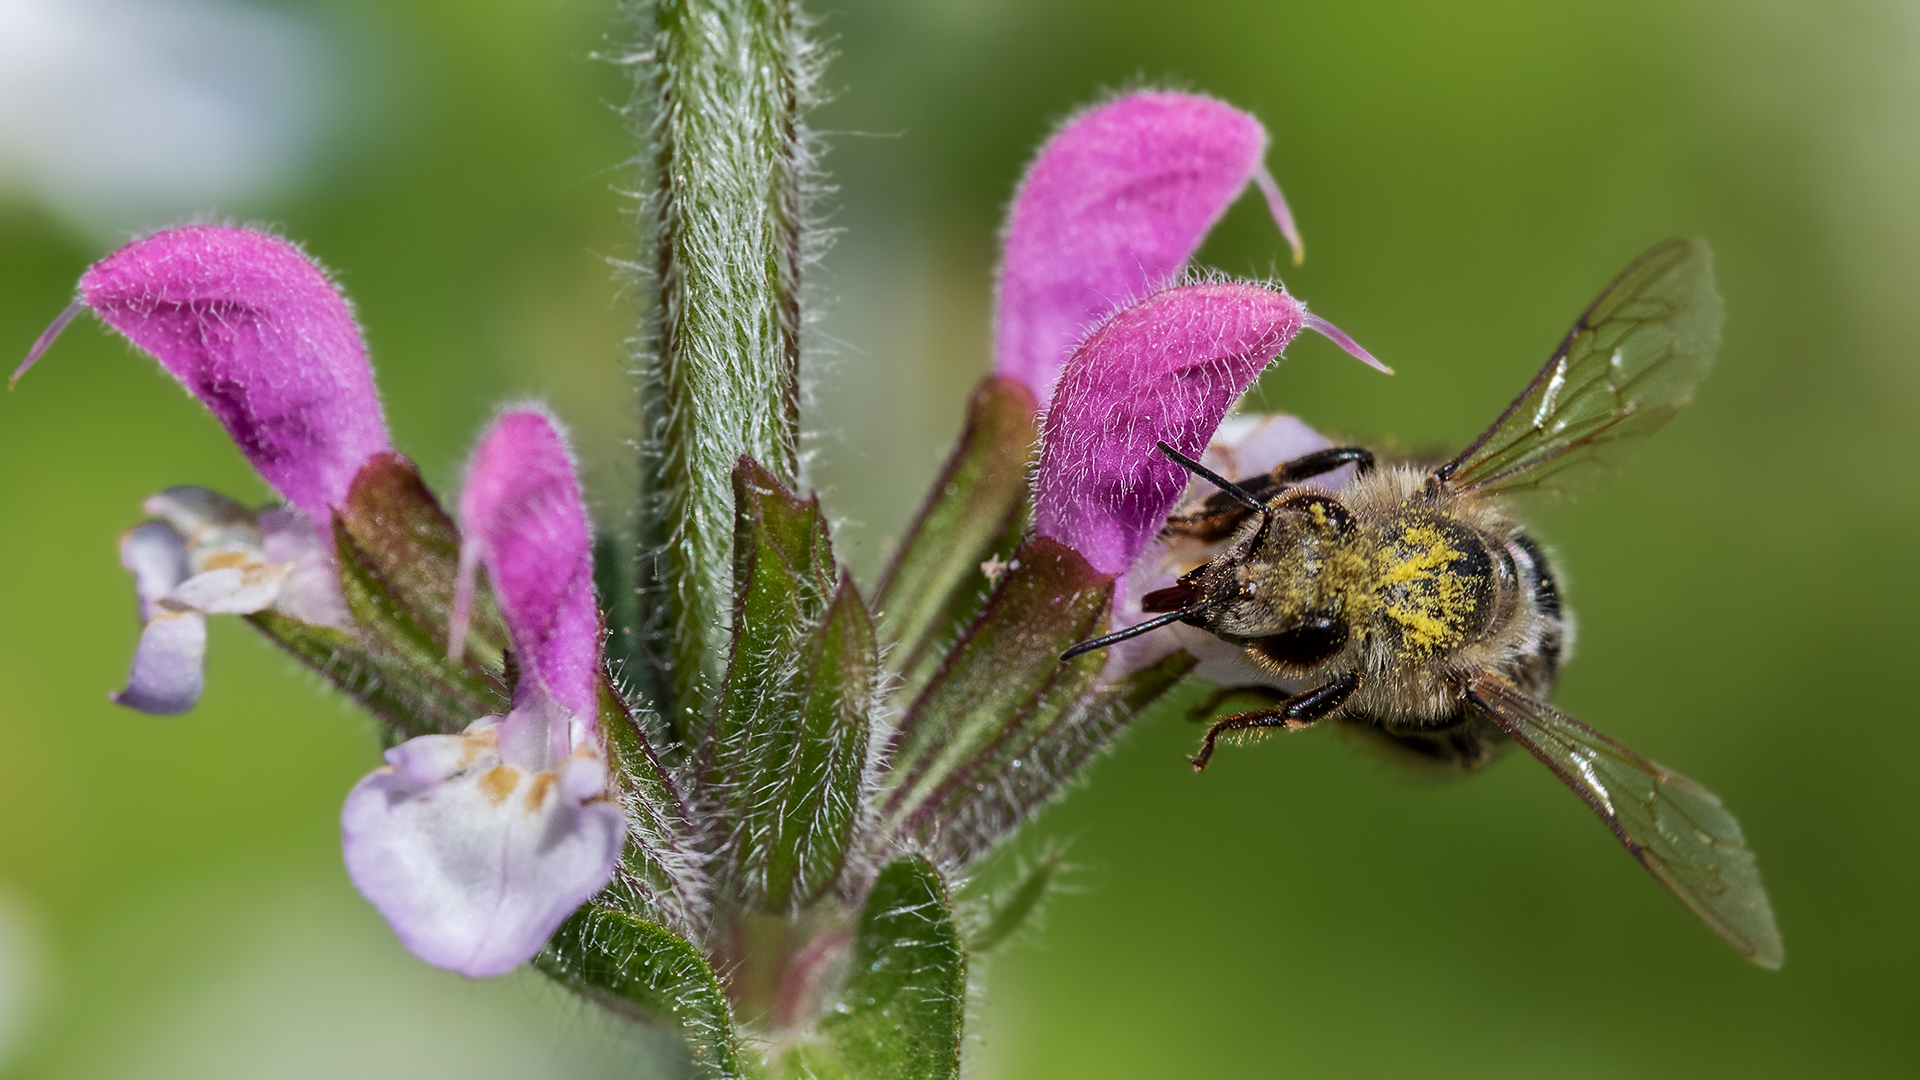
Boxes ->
[624,0,812,735]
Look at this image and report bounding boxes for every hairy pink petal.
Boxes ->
[1033,283,1310,577]
[996,92,1281,404]
[453,409,598,719]
[73,226,391,523]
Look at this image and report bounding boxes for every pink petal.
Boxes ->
[996,92,1284,404]
[75,226,391,523]
[1033,283,1311,577]
[452,409,598,719]
[341,717,624,978]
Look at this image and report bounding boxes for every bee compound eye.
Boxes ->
[1249,615,1350,668]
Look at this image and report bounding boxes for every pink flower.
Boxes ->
[991,92,1386,659]
[27,227,623,975]
[19,225,389,713]
[995,91,1305,404]
[341,410,623,978]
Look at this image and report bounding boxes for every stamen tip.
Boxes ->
[1304,312,1392,375]
[13,301,85,389]
[1254,166,1306,270]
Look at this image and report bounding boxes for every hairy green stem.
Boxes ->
[624,0,814,734]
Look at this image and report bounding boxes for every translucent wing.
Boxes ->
[1436,239,1723,502]
[1465,672,1782,968]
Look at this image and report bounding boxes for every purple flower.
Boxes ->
[18,226,390,713]
[342,409,623,978]
[995,91,1308,405]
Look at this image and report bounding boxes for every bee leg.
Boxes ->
[1163,448,1374,542]
[1269,446,1375,483]
[1187,683,1288,721]
[1191,671,1361,772]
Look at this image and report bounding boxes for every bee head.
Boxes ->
[1146,494,1357,671]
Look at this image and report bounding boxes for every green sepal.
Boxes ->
[537,905,743,1080]
[245,454,520,740]
[708,457,854,906]
[755,575,876,912]
[818,856,965,1080]
[596,669,704,928]
[879,538,1112,844]
[326,514,509,737]
[928,649,1195,866]
[875,376,1036,703]
[335,452,512,668]
[967,848,1061,954]
[245,610,479,741]
[595,528,657,708]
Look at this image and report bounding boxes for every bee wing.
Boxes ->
[1435,239,1723,502]
[1464,672,1782,968]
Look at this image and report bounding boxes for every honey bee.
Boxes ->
[1063,239,1782,967]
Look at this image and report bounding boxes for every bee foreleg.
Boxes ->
[1191,671,1362,772]
[1187,683,1289,722]
[1162,447,1376,542]
[1269,445,1375,484]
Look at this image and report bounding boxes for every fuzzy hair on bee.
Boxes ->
[1062,239,1785,969]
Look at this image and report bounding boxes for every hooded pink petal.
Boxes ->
[71,225,391,523]
[452,409,599,719]
[995,92,1285,404]
[1033,283,1310,577]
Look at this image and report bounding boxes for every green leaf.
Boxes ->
[875,376,1036,702]
[879,538,1112,844]
[967,849,1061,954]
[631,0,820,732]
[538,905,743,1080]
[820,857,965,1080]
[756,575,876,911]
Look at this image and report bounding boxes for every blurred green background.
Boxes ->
[1,0,1915,1076]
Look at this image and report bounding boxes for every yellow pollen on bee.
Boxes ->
[476,764,520,806]
[1373,520,1476,651]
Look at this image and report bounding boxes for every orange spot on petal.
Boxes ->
[477,765,520,806]
[523,771,556,814]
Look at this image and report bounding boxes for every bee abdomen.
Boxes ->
[1502,530,1568,696]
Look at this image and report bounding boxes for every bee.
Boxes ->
[1062,239,1782,967]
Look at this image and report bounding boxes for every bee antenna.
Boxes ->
[1156,442,1266,514]
[1060,595,1225,662]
